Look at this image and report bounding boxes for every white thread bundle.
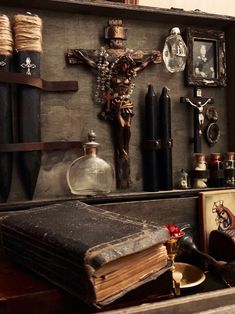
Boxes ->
[0,15,13,56]
[14,13,42,52]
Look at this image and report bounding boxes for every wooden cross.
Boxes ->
[180,87,214,153]
[66,19,161,189]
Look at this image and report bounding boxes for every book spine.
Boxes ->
[1,225,97,306]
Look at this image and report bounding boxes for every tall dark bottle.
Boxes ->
[143,84,159,191]
[14,13,42,199]
[0,55,13,202]
[158,86,173,190]
[0,15,13,201]
[208,153,223,188]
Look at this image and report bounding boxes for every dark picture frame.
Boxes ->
[186,28,226,87]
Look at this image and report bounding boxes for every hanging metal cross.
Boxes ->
[180,87,214,153]
[20,57,36,75]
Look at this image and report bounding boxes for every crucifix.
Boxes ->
[66,19,161,189]
[180,87,214,153]
[20,57,36,75]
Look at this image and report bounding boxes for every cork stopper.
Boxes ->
[194,153,206,162]
[210,152,221,161]
[170,27,181,35]
[224,152,235,160]
[84,130,99,155]
[0,15,13,56]
[14,12,42,52]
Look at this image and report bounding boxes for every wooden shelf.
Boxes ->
[0,0,235,210]
[2,0,235,29]
[1,187,234,212]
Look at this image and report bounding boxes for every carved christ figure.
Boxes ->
[180,88,214,154]
[67,19,161,189]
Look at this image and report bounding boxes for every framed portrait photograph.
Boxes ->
[186,28,226,87]
[199,189,235,252]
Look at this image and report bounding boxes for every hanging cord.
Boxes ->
[14,13,42,52]
[0,14,13,56]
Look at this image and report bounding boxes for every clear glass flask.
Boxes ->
[67,130,114,195]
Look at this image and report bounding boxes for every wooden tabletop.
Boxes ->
[0,253,228,314]
[0,255,81,314]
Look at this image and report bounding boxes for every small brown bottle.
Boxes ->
[224,152,235,186]
[193,153,208,188]
[208,153,223,187]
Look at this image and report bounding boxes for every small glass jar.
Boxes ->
[66,130,115,196]
[163,27,188,73]
[192,153,208,188]
[223,152,235,186]
[208,152,223,187]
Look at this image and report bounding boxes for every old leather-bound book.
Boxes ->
[0,200,170,308]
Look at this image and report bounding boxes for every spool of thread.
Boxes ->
[14,13,42,52]
[0,14,13,55]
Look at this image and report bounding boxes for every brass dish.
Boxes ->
[174,262,206,288]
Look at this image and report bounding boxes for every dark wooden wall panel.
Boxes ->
[226,23,235,152]
[0,5,229,203]
[96,197,197,225]
[0,1,232,252]
[96,197,200,240]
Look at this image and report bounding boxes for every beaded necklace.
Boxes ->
[95,46,137,104]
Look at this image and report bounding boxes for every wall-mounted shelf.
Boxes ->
[2,0,235,29]
[0,187,234,212]
[0,0,235,212]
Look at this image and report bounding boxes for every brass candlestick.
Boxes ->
[165,233,184,296]
[165,236,182,263]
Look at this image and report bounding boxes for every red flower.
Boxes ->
[166,224,184,238]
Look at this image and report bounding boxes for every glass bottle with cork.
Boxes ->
[223,152,235,186]
[208,152,223,187]
[192,153,208,188]
[67,130,114,196]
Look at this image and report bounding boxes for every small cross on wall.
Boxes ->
[21,57,36,75]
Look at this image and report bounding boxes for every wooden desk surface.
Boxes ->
[0,253,227,314]
[0,255,83,314]
[0,255,173,314]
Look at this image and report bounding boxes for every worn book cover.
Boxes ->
[0,200,170,307]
